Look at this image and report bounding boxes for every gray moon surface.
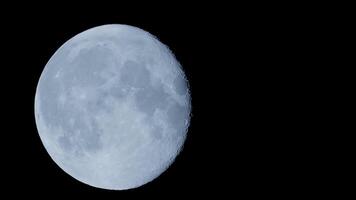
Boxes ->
[34,24,191,190]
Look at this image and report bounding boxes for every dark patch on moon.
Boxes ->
[135,84,169,116]
[120,60,150,89]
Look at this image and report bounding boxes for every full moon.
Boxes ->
[34,24,191,190]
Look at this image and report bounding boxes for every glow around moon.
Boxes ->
[34,24,191,190]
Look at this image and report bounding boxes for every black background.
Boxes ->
[0,2,335,198]
[1,3,240,197]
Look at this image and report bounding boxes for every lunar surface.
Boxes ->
[34,24,191,190]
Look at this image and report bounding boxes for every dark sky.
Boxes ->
[0,2,329,198]
[1,4,233,196]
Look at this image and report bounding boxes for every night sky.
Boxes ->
[0,1,326,198]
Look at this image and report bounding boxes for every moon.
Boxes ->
[34,24,191,190]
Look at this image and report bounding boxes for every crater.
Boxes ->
[167,103,189,131]
[173,74,188,95]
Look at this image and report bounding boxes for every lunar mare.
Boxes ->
[34,24,191,190]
